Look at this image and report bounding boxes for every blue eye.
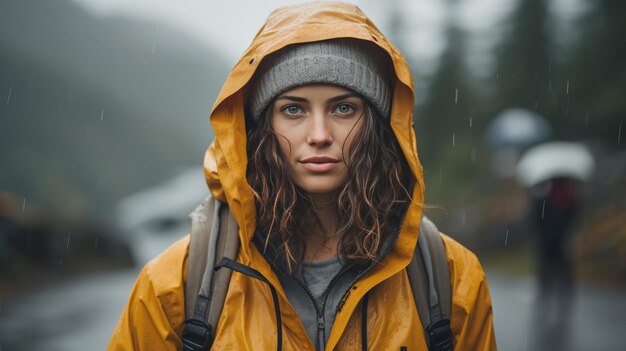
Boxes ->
[283,105,303,115]
[335,104,355,114]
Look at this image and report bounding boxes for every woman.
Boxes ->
[108,2,496,350]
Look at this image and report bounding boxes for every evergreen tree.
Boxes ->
[562,0,626,145]
[415,0,478,200]
[491,0,556,120]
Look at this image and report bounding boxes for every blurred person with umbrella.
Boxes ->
[516,141,594,349]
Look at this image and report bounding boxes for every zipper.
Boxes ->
[289,271,327,349]
[291,263,352,350]
[317,262,357,349]
[333,204,410,315]
[334,234,399,315]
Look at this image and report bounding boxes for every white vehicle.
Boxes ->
[115,167,209,265]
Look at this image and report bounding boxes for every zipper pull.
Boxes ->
[317,312,325,330]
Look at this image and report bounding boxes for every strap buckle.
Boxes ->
[182,318,213,351]
[426,318,453,351]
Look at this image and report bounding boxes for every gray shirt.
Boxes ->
[279,256,359,350]
[300,256,345,310]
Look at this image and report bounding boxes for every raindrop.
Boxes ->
[618,122,622,145]
[66,231,72,250]
[22,198,26,212]
[454,89,459,104]
[5,84,12,105]
[566,80,570,94]
[534,101,538,110]
[541,200,546,220]
[452,133,455,147]
[548,56,552,73]
[470,148,476,162]
[504,228,509,246]
[100,109,105,121]
[150,26,159,54]
[469,117,472,128]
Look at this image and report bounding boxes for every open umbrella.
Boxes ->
[485,108,552,149]
[516,141,595,187]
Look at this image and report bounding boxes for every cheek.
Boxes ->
[272,125,294,159]
[276,134,292,158]
[271,117,293,158]
[342,120,365,160]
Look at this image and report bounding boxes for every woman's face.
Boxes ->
[271,84,365,194]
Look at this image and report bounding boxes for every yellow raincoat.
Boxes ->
[108,3,496,350]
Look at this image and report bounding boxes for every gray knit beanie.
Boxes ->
[247,39,392,120]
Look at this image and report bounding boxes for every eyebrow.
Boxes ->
[274,92,361,103]
[275,95,308,102]
[328,93,360,103]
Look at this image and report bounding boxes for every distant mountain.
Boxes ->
[0,0,230,219]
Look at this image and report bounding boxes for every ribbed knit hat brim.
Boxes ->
[247,39,392,120]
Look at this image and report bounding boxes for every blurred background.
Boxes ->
[0,0,624,350]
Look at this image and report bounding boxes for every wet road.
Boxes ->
[1,266,625,350]
[0,268,139,351]
[488,271,626,350]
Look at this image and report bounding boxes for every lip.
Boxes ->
[300,156,340,163]
[299,156,340,172]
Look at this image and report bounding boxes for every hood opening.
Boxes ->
[205,2,424,279]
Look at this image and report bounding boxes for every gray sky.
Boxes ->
[68,0,525,103]
[68,0,584,77]
[69,0,449,65]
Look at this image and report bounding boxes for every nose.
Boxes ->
[306,112,332,147]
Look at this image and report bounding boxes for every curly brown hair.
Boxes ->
[246,104,414,274]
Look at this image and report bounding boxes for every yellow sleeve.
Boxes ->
[443,234,498,351]
[107,237,189,351]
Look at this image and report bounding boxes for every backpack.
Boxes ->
[182,196,453,351]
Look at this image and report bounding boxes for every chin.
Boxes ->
[295,178,344,194]
[301,186,341,194]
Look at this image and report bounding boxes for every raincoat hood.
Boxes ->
[205,1,424,273]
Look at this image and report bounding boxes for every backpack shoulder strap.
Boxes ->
[407,216,453,351]
[182,196,240,351]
